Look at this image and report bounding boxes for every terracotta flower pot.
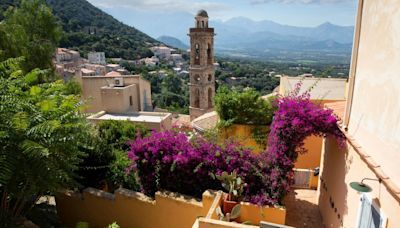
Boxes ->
[223,194,239,214]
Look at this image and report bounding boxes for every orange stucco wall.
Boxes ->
[293,99,345,189]
[56,188,215,228]
[295,100,342,170]
[318,137,400,228]
[219,124,268,154]
[294,135,323,170]
[56,188,286,228]
[239,202,286,225]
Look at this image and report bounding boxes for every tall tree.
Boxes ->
[0,0,61,73]
[0,58,92,225]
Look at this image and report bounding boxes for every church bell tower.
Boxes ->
[189,9,216,120]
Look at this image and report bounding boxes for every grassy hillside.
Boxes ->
[1,0,160,59]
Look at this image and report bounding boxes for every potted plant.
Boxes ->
[216,204,241,222]
[216,171,246,215]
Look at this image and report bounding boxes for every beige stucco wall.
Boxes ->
[318,1,400,227]
[318,137,400,228]
[347,0,400,184]
[100,84,139,113]
[139,78,152,111]
[79,75,152,113]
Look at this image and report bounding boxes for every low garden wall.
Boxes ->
[56,188,215,228]
[56,188,286,228]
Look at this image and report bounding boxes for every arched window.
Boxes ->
[195,43,200,65]
[194,89,200,108]
[208,74,212,81]
[197,21,200,28]
[208,88,213,108]
[202,21,205,28]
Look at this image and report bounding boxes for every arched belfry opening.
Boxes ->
[189,9,215,120]
[194,88,200,108]
[207,43,212,64]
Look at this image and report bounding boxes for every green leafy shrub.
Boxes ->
[108,149,140,190]
[77,120,148,191]
[215,86,275,126]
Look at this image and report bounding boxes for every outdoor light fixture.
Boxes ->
[349,178,382,192]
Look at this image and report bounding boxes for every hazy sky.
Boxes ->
[87,0,358,26]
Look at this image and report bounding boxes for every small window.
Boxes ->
[208,74,212,81]
[129,96,133,106]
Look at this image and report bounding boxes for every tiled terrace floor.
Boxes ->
[284,189,324,228]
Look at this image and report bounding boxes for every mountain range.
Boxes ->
[98,8,354,61]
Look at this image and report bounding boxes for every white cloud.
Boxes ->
[248,0,353,4]
[87,0,231,14]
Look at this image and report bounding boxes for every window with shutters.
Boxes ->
[356,194,387,228]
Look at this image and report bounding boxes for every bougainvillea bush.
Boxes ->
[128,81,344,206]
[128,130,257,198]
[261,81,345,204]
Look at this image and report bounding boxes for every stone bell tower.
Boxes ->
[189,9,216,120]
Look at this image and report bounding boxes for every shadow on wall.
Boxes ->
[318,137,350,227]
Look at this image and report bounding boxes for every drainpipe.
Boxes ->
[343,0,364,130]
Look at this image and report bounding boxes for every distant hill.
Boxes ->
[157,36,188,50]
[0,0,160,60]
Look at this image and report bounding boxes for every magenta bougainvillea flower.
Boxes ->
[128,81,344,206]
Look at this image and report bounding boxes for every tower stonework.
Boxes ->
[189,10,216,121]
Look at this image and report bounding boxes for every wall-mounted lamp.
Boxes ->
[349,178,382,192]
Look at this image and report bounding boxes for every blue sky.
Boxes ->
[88,0,358,26]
